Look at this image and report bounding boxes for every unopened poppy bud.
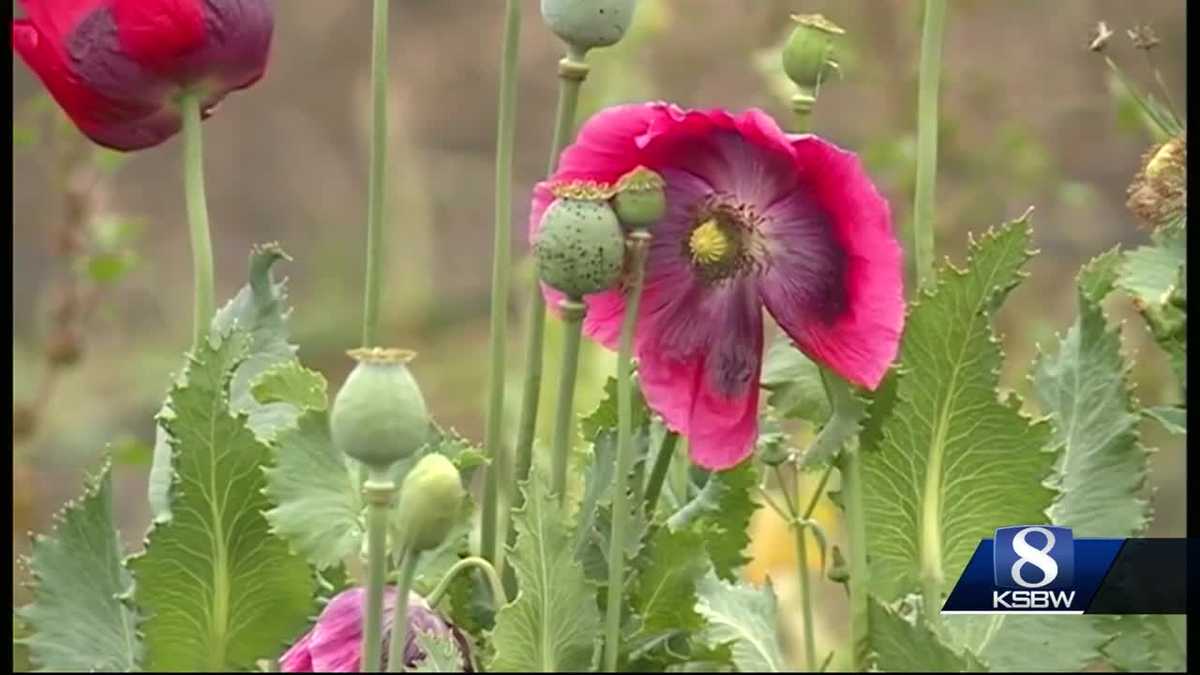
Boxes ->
[613,166,666,229]
[541,0,638,55]
[395,454,466,554]
[331,348,430,471]
[827,544,850,585]
[534,190,625,298]
[782,14,843,92]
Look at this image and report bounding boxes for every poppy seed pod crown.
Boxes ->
[781,14,844,92]
[12,0,275,151]
[330,348,431,472]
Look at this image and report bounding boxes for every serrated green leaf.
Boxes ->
[869,597,983,672]
[1101,615,1186,672]
[1035,253,1150,537]
[149,245,298,522]
[861,217,1056,601]
[18,465,141,672]
[130,333,316,671]
[580,375,649,440]
[946,614,1107,672]
[251,361,328,411]
[633,527,706,633]
[760,335,831,424]
[667,462,760,581]
[263,409,361,570]
[799,372,868,469]
[13,609,33,672]
[693,572,785,672]
[411,631,465,673]
[1142,406,1186,435]
[1117,225,1185,307]
[490,475,601,672]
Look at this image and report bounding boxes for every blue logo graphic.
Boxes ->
[993,526,1074,591]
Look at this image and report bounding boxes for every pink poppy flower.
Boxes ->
[12,0,274,151]
[280,587,472,672]
[529,102,904,470]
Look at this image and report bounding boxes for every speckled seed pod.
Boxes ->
[395,453,466,553]
[330,348,430,471]
[540,0,638,53]
[534,197,626,298]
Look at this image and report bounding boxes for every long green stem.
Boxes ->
[386,551,420,673]
[361,0,390,346]
[509,53,590,523]
[180,92,214,349]
[426,556,507,609]
[605,230,651,672]
[795,526,817,670]
[480,0,522,572]
[910,0,946,290]
[550,298,586,502]
[642,430,679,517]
[362,474,397,673]
[837,441,869,670]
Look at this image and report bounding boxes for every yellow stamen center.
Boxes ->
[689,219,731,266]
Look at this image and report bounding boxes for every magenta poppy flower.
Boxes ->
[12,0,274,151]
[530,102,904,470]
[280,587,472,672]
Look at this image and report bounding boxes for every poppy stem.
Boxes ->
[361,0,390,347]
[362,472,397,673]
[480,0,522,574]
[774,463,817,671]
[910,0,946,290]
[426,556,507,610]
[179,92,214,349]
[550,298,586,502]
[835,433,870,669]
[506,52,591,570]
[642,430,679,518]
[386,549,420,672]
[605,229,652,672]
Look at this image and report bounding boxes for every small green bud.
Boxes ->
[330,348,430,471]
[827,544,850,585]
[612,166,666,229]
[541,0,638,55]
[781,14,844,91]
[534,191,625,298]
[395,453,466,553]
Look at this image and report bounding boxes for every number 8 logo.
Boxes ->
[1010,526,1059,588]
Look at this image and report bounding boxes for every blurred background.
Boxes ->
[11,0,1186,668]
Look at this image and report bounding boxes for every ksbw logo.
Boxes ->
[991,526,1077,610]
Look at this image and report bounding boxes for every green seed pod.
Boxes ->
[395,453,466,553]
[541,0,638,54]
[330,348,430,471]
[613,166,666,229]
[781,14,844,92]
[534,194,625,298]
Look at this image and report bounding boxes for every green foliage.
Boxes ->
[411,631,466,673]
[760,336,831,424]
[1102,615,1187,672]
[861,216,1056,601]
[869,598,983,672]
[129,332,317,671]
[1116,223,1187,392]
[252,361,329,410]
[1034,249,1150,537]
[693,572,786,672]
[17,465,141,672]
[666,462,760,581]
[490,475,601,672]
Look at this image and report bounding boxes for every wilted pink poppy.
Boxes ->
[530,102,904,470]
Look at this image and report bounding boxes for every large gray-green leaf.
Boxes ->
[17,465,141,672]
[1102,615,1186,672]
[946,614,1107,671]
[693,572,785,672]
[869,598,983,672]
[129,333,316,671]
[490,475,601,672]
[1117,225,1187,390]
[1035,249,1150,536]
[760,335,830,424]
[148,245,297,522]
[1142,405,1186,435]
[861,217,1056,601]
[666,462,760,581]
